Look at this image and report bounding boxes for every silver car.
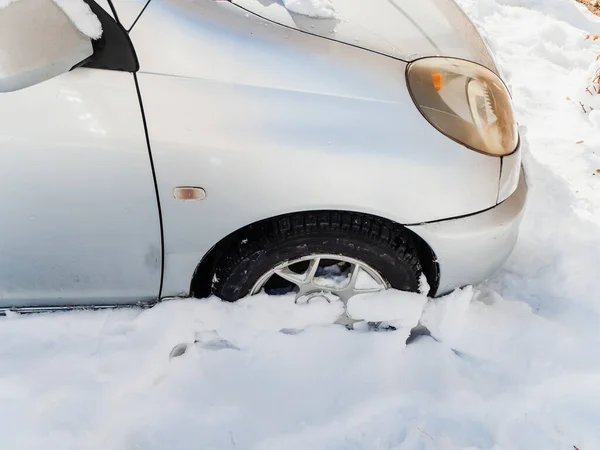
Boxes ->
[0,0,527,324]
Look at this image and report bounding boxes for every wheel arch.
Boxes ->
[189,210,440,299]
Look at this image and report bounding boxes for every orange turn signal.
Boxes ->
[431,72,443,91]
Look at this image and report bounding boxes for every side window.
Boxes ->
[82,0,139,72]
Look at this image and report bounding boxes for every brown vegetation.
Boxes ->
[576,0,600,17]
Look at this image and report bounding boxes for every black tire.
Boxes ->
[213,211,423,302]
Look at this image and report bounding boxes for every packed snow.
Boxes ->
[281,0,337,19]
[0,0,102,39]
[53,0,102,39]
[2,0,600,448]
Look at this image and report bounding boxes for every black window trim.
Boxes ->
[81,0,139,72]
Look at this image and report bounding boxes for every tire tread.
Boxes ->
[213,211,422,301]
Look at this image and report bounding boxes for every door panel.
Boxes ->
[0,69,161,307]
[112,0,149,30]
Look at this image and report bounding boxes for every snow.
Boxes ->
[3,0,600,448]
[568,51,600,113]
[0,0,102,39]
[281,0,337,19]
[349,289,427,326]
[53,0,102,39]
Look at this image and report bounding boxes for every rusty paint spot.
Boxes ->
[576,140,585,144]
[174,187,206,201]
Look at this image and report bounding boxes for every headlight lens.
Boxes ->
[406,57,518,156]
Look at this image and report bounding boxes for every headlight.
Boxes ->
[406,57,518,157]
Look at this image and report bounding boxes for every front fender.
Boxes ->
[131,0,500,296]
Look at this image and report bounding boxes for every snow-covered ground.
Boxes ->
[3,1,600,448]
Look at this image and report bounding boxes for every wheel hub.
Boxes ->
[295,290,339,305]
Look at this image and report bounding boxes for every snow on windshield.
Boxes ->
[0,0,102,39]
[281,0,337,19]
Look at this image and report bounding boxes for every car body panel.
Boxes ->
[111,0,149,29]
[0,69,161,307]
[499,148,522,203]
[232,0,498,73]
[131,0,503,297]
[409,169,528,295]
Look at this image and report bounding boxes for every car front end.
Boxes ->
[408,166,527,296]
[401,55,527,295]
[134,0,528,302]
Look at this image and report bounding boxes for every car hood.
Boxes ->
[231,0,498,73]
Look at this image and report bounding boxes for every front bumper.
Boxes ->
[408,168,528,296]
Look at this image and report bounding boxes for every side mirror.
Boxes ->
[0,0,95,93]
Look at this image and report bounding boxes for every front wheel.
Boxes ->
[212,212,423,327]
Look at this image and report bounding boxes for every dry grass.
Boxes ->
[576,0,600,16]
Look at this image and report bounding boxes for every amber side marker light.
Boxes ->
[431,72,443,91]
[174,187,206,201]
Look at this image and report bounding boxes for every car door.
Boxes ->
[0,1,162,308]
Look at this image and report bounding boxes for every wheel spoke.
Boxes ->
[349,265,386,294]
[336,264,367,302]
[305,257,321,284]
[348,264,361,290]
[334,310,360,328]
[274,267,307,287]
